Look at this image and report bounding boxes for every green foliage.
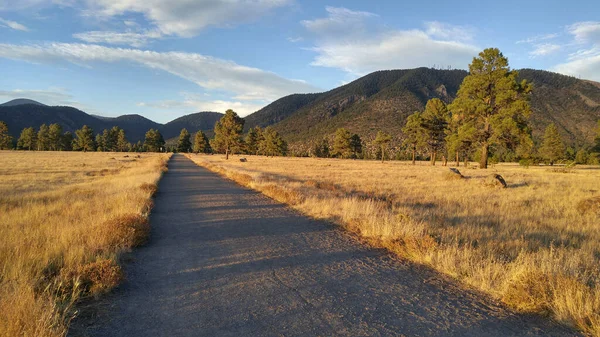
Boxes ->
[245,127,262,155]
[332,128,353,158]
[421,98,449,165]
[144,129,165,152]
[193,130,211,154]
[373,131,392,162]
[312,138,330,158]
[17,127,37,150]
[575,148,589,165]
[36,124,50,151]
[212,109,244,159]
[0,121,13,150]
[48,123,63,151]
[176,128,192,153]
[593,120,600,153]
[62,132,73,151]
[539,123,565,165]
[116,129,129,152]
[402,112,427,164]
[350,134,362,158]
[74,125,96,152]
[259,126,287,157]
[448,48,532,168]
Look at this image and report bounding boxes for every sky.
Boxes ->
[0,0,599,123]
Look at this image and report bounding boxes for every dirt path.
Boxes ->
[72,154,578,336]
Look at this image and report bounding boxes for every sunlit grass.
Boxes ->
[0,151,170,337]
[188,154,600,336]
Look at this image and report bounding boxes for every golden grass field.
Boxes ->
[187,154,600,336]
[0,151,170,337]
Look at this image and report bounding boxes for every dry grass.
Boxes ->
[0,151,170,337]
[187,154,600,336]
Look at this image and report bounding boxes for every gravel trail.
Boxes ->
[72,154,578,336]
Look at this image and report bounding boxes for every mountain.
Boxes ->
[161,112,224,140]
[0,102,221,143]
[243,68,600,149]
[244,93,321,131]
[99,114,162,142]
[0,98,46,107]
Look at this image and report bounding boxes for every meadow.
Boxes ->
[0,151,170,337]
[187,154,600,336]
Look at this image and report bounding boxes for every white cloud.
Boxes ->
[0,42,318,102]
[516,33,559,44]
[550,22,600,81]
[529,43,561,57]
[287,37,303,43]
[73,30,162,47]
[0,17,29,31]
[567,21,600,45]
[86,0,292,37]
[138,93,266,117]
[302,7,478,75]
[424,21,474,42]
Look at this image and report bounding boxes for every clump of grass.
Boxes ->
[140,182,158,197]
[186,154,600,336]
[0,151,171,336]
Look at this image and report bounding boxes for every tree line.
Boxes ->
[1,48,599,166]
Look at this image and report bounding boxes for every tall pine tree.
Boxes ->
[449,48,532,168]
[177,128,192,153]
[212,109,244,159]
[539,123,565,165]
[0,121,12,150]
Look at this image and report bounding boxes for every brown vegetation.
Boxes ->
[187,154,600,336]
[0,151,170,337]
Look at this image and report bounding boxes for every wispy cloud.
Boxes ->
[302,7,478,75]
[0,17,29,31]
[0,42,319,102]
[137,92,266,116]
[551,22,600,81]
[529,43,561,57]
[0,88,76,106]
[516,33,559,44]
[73,30,162,47]
[84,0,292,37]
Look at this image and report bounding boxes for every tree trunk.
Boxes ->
[442,155,447,167]
[480,143,489,169]
[225,149,229,160]
[412,148,416,165]
[381,145,385,163]
[455,151,459,167]
[431,151,437,166]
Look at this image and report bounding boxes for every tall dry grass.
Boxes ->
[187,154,600,336]
[0,151,170,337]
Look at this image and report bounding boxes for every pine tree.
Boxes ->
[212,109,244,159]
[17,127,37,150]
[332,128,352,158]
[539,123,565,165]
[177,128,192,153]
[592,120,600,154]
[373,131,392,163]
[62,132,73,151]
[0,121,12,150]
[402,112,427,165]
[95,133,104,151]
[259,127,287,157]
[144,129,165,152]
[575,148,589,164]
[446,120,476,167]
[245,127,261,155]
[48,123,63,151]
[116,129,129,152]
[449,48,532,169]
[350,134,362,159]
[37,124,50,151]
[74,125,96,152]
[421,99,450,166]
[193,130,210,153]
[312,138,330,158]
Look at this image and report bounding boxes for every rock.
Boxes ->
[240,158,247,162]
[485,174,507,188]
[445,168,464,180]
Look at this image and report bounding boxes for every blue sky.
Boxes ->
[0,0,599,123]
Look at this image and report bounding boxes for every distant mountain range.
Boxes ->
[1,68,599,147]
[0,99,223,142]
